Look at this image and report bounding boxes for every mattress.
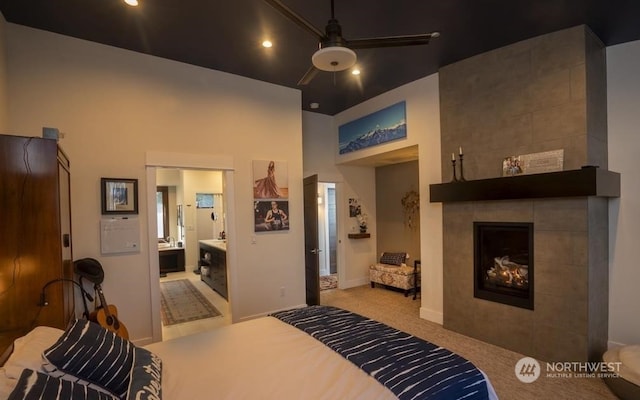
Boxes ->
[145,315,397,399]
[145,311,498,399]
[1,309,498,399]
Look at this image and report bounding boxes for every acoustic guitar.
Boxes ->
[91,283,129,340]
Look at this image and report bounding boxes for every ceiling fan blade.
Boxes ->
[347,33,438,49]
[263,0,325,41]
[297,65,320,86]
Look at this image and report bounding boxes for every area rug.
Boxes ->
[320,274,338,291]
[160,279,221,325]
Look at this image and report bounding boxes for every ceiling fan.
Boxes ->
[263,0,440,85]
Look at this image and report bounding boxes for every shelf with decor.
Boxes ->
[348,233,371,239]
[429,167,620,203]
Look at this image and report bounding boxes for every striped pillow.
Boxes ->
[379,252,407,266]
[43,319,134,397]
[42,319,162,400]
[8,369,117,400]
[127,347,162,399]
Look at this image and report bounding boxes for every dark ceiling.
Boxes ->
[1,0,640,115]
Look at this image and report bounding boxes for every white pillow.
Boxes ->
[0,368,18,399]
[2,326,64,379]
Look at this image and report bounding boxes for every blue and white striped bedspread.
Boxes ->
[271,306,490,400]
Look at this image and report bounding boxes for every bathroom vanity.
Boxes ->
[198,240,227,300]
[159,246,185,275]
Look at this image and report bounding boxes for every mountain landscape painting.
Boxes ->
[338,101,407,155]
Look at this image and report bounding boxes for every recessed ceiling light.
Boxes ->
[310,102,320,109]
[124,0,138,6]
[351,68,361,75]
[262,40,273,48]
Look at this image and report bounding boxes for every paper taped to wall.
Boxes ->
[100,217,141,254]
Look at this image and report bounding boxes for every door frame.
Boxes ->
[145,151,236,343]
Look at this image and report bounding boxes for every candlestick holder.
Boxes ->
[451,159,458,182]
[458,154,466,181]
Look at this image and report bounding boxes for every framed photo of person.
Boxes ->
[252,160,289,199]
[254,200,289,232]
[101,177,139,215]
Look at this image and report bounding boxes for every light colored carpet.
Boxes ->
[321,285,618,400]
[160,279,221,325]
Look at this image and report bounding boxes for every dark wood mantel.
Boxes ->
[430,167,620,203]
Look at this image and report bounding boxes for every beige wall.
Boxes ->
[0,14,8,131]
[302,111,377,287]
[375,161,420,260]
[607,38,640,346]
[4,24,304,344]
[305,74,443,323]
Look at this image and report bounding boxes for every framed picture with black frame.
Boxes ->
[101,177,139,215]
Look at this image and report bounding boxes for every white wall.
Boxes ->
[303,74,443,322]
[5,24,305,344]
[302,111,377,287]
[0,14,8,131]
[607,39,640,346]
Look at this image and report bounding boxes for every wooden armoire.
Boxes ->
[0,134,74,357]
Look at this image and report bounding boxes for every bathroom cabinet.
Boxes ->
[198,240,227,300]
[0,134,74,354]
[159,247,185,275]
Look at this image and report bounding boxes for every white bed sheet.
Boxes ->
[146,316,499,400]
[0,317,498,399]
[145,316,397,400]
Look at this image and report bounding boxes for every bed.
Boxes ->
[1,305,498,400]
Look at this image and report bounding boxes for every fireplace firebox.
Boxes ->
[473,222,533,310]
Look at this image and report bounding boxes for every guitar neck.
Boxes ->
[95,284,113,319]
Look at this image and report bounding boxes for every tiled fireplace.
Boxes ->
[473,222,534,310]
[437,26,612,362]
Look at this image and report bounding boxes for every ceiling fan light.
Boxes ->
[312,47,357,71]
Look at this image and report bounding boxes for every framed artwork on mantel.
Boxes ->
[502,149,564,176]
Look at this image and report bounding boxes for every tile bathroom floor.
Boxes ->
[159,270,232,341]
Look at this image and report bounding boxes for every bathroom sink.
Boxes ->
[158,242,171,249]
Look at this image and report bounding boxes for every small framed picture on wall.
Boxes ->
[101,177,139,215]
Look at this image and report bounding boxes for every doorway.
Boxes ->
[304,176,340,304]
[156,169,230,339]
[146,152,236,342]
[317,182,338,291]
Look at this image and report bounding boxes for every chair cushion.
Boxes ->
[370,263,416,276]
[379,252,407,266]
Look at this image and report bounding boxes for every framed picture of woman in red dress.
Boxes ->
[252,160,288,199]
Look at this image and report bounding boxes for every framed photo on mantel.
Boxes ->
[502,149,564,176]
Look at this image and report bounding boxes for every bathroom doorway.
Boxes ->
[153,167,231,340]
[318,182,338,291]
